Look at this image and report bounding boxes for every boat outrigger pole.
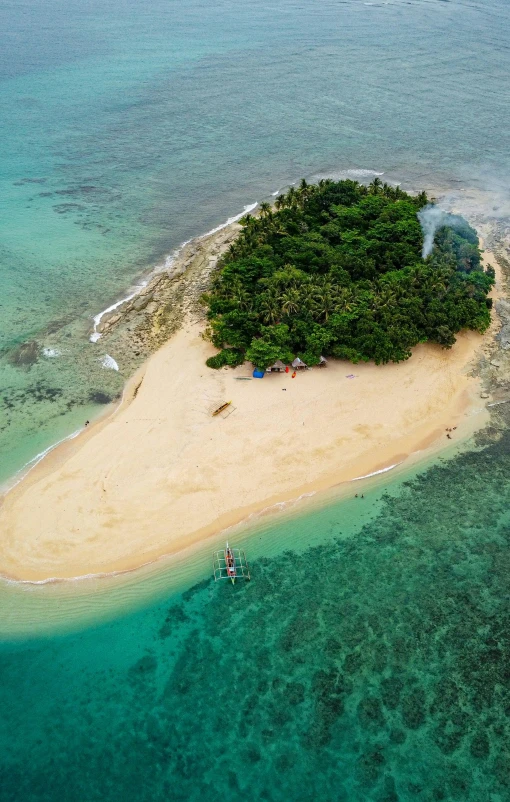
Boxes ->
[213,542,250,584]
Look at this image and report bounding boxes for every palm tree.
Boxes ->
[286,186,298,209]
[337,289,356,313]
[312,280,336,322]
[314,292,333,322]
[260,292,280,324]
[298,178,311,206]
[230,279,252,311]
[423,271,449,296]
[280,287,300,316]
[318,178,334,190]
[371,288,397,318]
[239,213,255,228]
[274,264,300,293]
[259,201,272,218]
[299,282,316,314]
[369,177,382,195]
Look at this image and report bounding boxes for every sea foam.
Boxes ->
[90,202,258,343]
[344,169,385,177]
[350,462,402,481]
[90,283,148,343]
[99,354,119,371]
[197,202,258,239]
[1,428,83,496]
[42,348,61,358]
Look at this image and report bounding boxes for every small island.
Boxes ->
[0,179,497,583]
[203,179,494,369]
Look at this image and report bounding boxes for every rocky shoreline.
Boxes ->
[460,217,510,449]
[474,224,510,394]
[91,221,242,377]
[94,210,510,424]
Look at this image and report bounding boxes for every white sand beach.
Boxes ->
[0,315,490,581]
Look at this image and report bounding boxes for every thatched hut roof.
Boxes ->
[292,357,307,369]
[319,355,328,365]
[271,359,287,370]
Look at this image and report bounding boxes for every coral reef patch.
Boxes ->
[1,407,509,800]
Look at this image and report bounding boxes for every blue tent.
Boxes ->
[252,369,265,379]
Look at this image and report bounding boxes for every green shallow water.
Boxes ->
[1,422,509,801]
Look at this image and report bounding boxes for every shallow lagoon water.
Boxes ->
[1,423,509,800]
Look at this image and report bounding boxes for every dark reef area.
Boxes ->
[1,404,509,801]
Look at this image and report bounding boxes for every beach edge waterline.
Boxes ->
[0,324,491,584]
[0,199,503,585]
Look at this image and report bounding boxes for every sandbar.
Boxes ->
[0,314,491,581]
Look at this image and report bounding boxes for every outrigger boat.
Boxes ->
[213,541,250,584]
[212,401,231,417]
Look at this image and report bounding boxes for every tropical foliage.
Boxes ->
[203,179,494,369]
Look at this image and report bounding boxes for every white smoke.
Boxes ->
[417,204,469,259]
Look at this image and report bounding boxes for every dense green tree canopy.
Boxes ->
[203,179,494,369]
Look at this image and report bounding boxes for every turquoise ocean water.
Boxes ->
[1,0,510,799]
[2,0,510,483]
[1,432,509,801]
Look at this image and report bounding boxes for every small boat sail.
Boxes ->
[213,541,250,584]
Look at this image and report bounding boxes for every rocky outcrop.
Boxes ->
[496,299,510,350]
[91,222,241,376]
[7,340,40,368]
[473,234,510,414]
